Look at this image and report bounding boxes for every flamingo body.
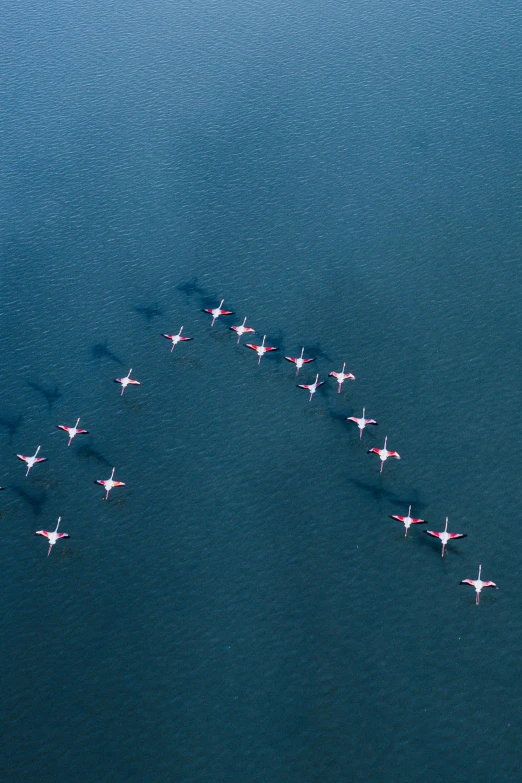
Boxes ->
[329,363,356,393]
[460,565,498,604]
[425,517,466,557]
[230,317,255,343]
[16,446,48,476]
[389,505,426,536]
[35,517,69,556]
[245,335,279,364]
[162,327,193,351]
[95,467,126,499]
[367,436,400,472]
[296,373,325,401]
[202,300,234,326]
[114,369,141,395]
[56,418,88,446]
[284,347,315,376]
[346,408,378,439]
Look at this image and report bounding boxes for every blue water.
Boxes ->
[1,0,522,780]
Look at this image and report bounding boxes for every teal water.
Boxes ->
[1,1,522,781]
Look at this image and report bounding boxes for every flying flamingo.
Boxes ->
[389,505,427,536]
[460,565,498,605]
[284,347,315,376]
[114,368,141,395]
[367,436,400,473]
[35,516,69,556]
[95,467,126,499]
[296,373,325,401]
[329,363,355,393]
[230,317,255,344]
[16,446,48,476]
[56,418,89,446]
[346,408,378,439]
[245,335,279,364]
[425,517,467,557]
[161,327,193,352]
[202,299,235,326]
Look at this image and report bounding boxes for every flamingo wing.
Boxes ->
[388,451,401,459]
[57,533,70,539]
[302,358,315,364]
[202,308,213,314]
[389,515,406,522]
[95,480,106,486]
[367,448,380,455]
[449,532,467,539]
[244,343,258,351]
[114,378,123,384]
[425,530,442,539]
[296,384,311,390]
[179,336,193,341]
[459,579,476,586]
[76,428,89,435]
[328,372,339,379]
[219,309,235,316]
[35,530,50,538]
[162,333,174,340]
[410,518,427,525]
[482,581,498,589]
[366,419,378,426]
[264,346,278,352]
[346,417,359,423]
[16,454,28,462]
[284,356,297,363]
[34,457,48,464]
[315,380,325,388]
[56,425,70,433]
[112,481,126,488]
[127,379,141,385]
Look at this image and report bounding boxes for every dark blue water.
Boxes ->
[1,1,522,780]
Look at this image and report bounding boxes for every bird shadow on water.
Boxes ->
[11,484,47,517]
[26,380,62,411]
[0,413,23,443]
[347,476,427,511]
[133,303,163,324]
[177,277,212,309]
[75,443,112,467]
[91,341,124,366]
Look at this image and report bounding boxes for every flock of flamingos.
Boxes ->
[11,298,497,605]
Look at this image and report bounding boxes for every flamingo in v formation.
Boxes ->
[16,295,495,606]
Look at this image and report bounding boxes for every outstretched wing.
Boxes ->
[482,581,498,589]
[57,533,70,540]
[35,530,50,538]
[388,451,401,459]
[425,530,442,539]
[449,533,467,540]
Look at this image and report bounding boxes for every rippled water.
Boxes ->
[1,0,522,780]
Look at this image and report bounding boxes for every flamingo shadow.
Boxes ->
[133,303,163,323]
[11,485,47,516]
[0,413,24,443]
[91,341,124,366]
[26,380,62,411]
[347,477,427,511]
[76,444,112,467]
[177,277,209,307]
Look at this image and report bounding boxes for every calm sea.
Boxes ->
[1,0,521,780]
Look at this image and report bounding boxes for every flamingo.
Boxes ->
[425,517,467,557]
[16,446,48,476]
[245,335,279,364]
[389,505,427,536]
[56,418,89,446]
[114,368,141,395]
[296,373,325,401]
[35,516,69,556]
[367,436,400,473]
[346,408,378,439]
[95,467,126,499]
[460,565,498,605]
[230,317,255,344]
[284,347,315,376]
[161,327,193,352]
[329,363,356,393]
[202,299,234,327]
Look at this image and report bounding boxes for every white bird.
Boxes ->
[284,347,315,376]
[367,436,400,473]
[425,517,467,557]
[94,467,126,500]
[56,418,89,446]
[230,317,255,344]
[114,368,141,396]
[329,362,355,393]
[202,300,234,327]
[161,327,194,352]
[389,505,427,536]
[16,446,48,476]
[345,408,378,439]
[35,516,69,556]
[460,565,498,605]
[296,373,325,401]
[245,335,279,365]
